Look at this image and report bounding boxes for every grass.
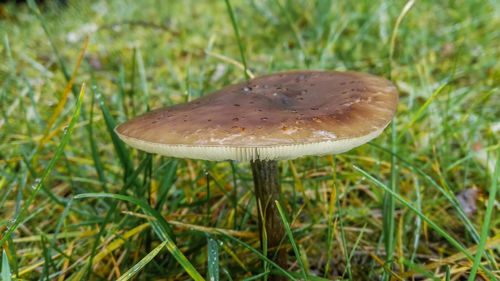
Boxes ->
[0,0,499,280]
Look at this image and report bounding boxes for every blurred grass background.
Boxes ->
[0,0,499,280]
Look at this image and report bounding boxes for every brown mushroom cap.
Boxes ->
[115,70,398,161]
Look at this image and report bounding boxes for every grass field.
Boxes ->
[0,0,499,280]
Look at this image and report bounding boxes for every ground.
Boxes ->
[0,0,499,280]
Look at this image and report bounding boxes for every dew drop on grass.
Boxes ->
[7,218,16,228]
[32,178,41,190]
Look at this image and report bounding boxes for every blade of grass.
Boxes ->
[241,271,271,281]
[88,90,108,192]
[207,235,219,281]
[288,160,317,221]
[272,0,308,67]
[348,223,367,263]
[467,148,499,281]
[275,201,308,281]
[75,193,203,281]
[223,0,249,79]
[0,83,86,248]
[216,231,297,281]
[353,165,498,281]
[93,83,133,175]
[410,175,422,262]
[71,223,150,280]
[44,199,75,279]
[336,180,352,281]
[117,240,168,281]
[388,0,415,76]
[370,143,482,245]
[396,81,448,141]
[400,258,440,281]
[205,52,254,78]
[136,50,150,111]
[35,35,88,152]
[2,249,11,281]
[5,237,17,278]
[82,153,154,280]
[27,0,75,90]
[269,269,334,281]
[325,155,337,277]
[383,120,397,281]
[229,161,238,229]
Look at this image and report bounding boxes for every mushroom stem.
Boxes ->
[250,159,287,280]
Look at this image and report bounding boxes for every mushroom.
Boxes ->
[115,70,398,278]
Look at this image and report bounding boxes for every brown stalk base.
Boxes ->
[251,159,287,281]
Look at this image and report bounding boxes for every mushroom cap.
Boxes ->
[115,70,398,161]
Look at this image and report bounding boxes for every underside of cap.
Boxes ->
[116,126,386,161]
[115,70,398,161]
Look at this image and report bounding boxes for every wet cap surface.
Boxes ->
[115,70,398,161]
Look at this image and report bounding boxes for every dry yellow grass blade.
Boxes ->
[12,230,96,243]
[17,241,80,277]
[288,160,316,220]
[205,51,255,78]
[122,211,258,238]
[368,251,404,281]
[57,240,74,281]
[398,235,500,279]
[35,34,89,153]
[71,222,150,278]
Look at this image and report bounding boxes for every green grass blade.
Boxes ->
[223,0,249,79]
[353,165,498,281]
[410,176,422,262]
[396,81,448,141]
[117,240,168,281]
[445,265,451,281]
[0,84,86,247]
[207,235,219,281]
[467,148,500,281]
[370,143,481,244]
[269,269,334,281]
[75,193,202,281]
[83,153,152,280]
[275,201,308,281]
[26,0,77,97]
[336,183,352,280]
[400,258,440,281]
[1,249,11,281]
[241,271,271,281]
[136,50,150,111]
[93,83,133,175]
[383,120,397,280]
[88,90,108,192]
[325,155,337,277]
[272,0,308,67]
[45,198,73,278]
[216,231,297,281]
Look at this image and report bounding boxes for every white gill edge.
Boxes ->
[115,126,387,162]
